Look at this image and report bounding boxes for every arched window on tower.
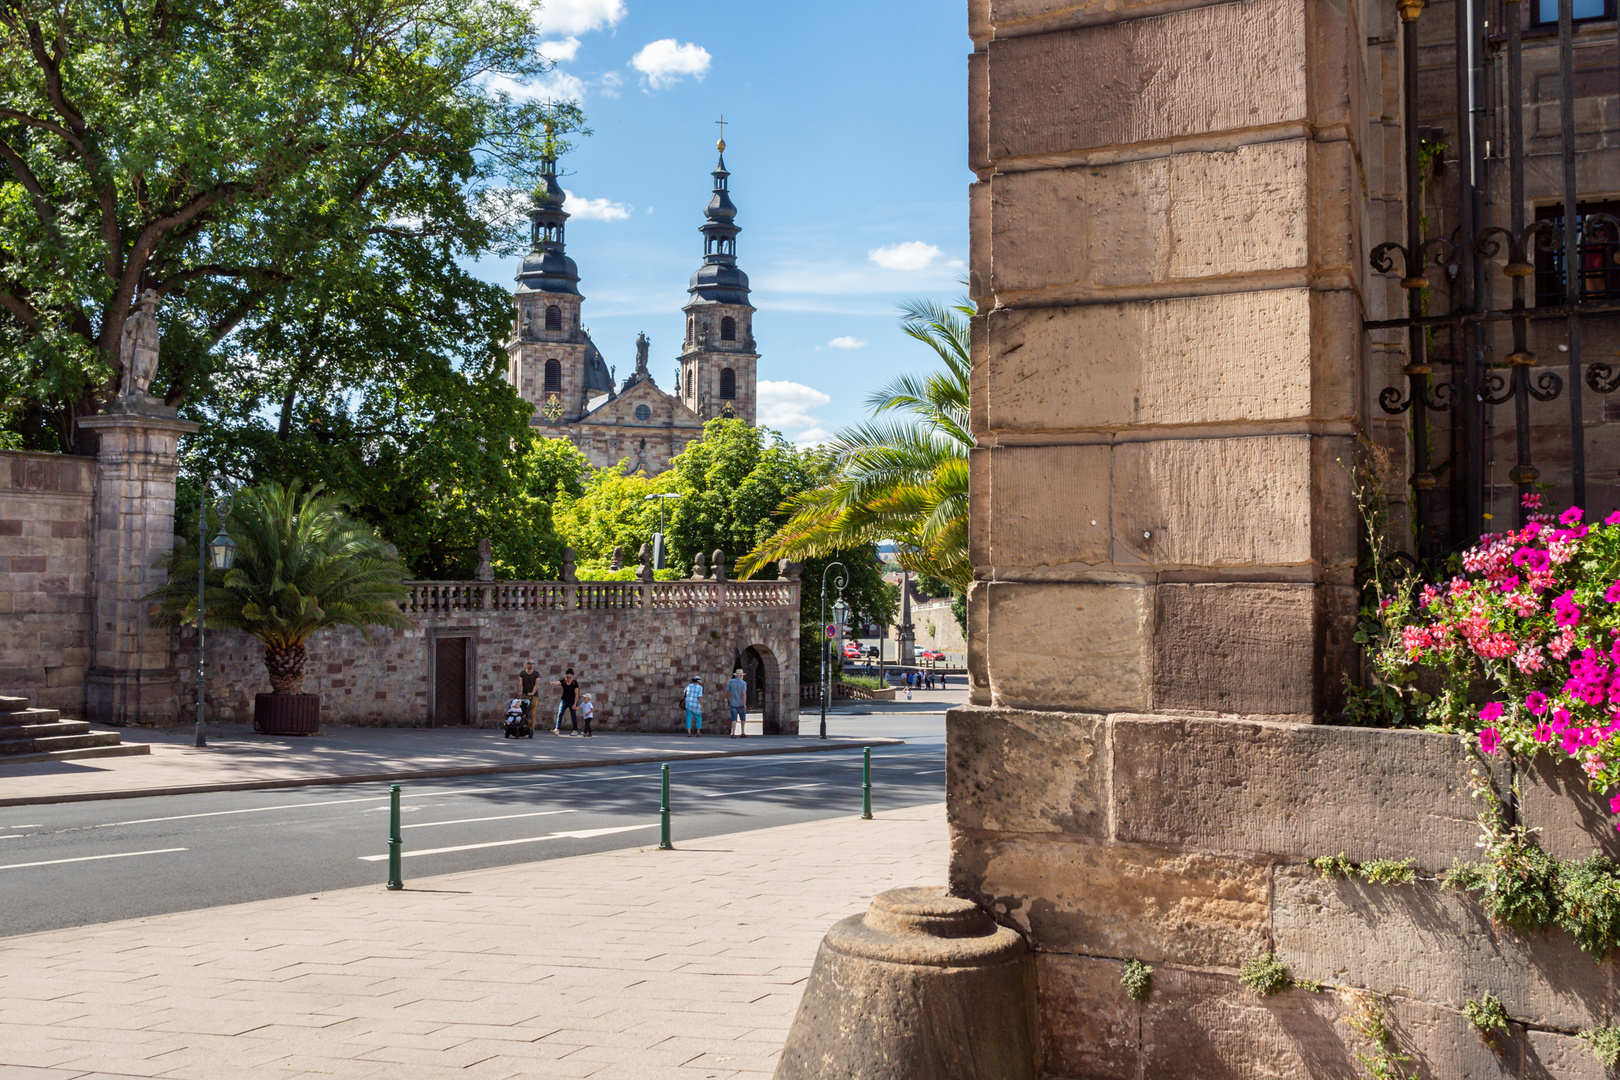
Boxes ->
[545,305,562,331]
[544,359,562,392]
[719,368,736,400]
[720,316,736,341]
[687,316,695,343]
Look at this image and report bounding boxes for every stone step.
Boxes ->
[0,720,92,741]
[30,731,128,753]
[0,743,151,765]
[0,695,29,713]
[0,718,143,759]
[0,707,62,728]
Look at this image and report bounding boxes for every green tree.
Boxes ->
[737,297,972,592]
[0,0,581,451]
[149,480,410,694]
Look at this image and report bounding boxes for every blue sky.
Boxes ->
[467,0,969,444]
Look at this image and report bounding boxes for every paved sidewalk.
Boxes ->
[0,802,947,1080]
[0,725,901,808]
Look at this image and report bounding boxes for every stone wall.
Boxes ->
[948,709,1617,1078]
[175,580,800,733]
[911,598,967,661]
[0,451,96,712]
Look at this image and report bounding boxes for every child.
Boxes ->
[579,693,595,737]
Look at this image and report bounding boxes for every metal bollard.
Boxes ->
[862,747,873,820]
[386,783,403,890]
[658,763,673,850]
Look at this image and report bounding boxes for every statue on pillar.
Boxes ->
[561,545,578,583]
[118,290,162,400]
[634,332,650,379]
[610,545,625,571]
[475,538,494,582]
[636,542,655,582]
[691,552,709,580]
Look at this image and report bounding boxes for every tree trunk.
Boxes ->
[264,641,308,695]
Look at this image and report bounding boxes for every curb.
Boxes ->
[0,737,908,808]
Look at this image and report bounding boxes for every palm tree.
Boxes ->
[737,297,971,590]
[150,481,412,694]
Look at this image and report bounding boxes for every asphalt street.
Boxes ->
[1,723,944,937]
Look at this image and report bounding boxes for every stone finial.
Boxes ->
[610,545,625,571]
[475,537,494,582]
[711,549,726,582]
[561,545,578,583]
[691,552,709,580]
[118,289,162,400]
[636,542,654,582]
[779,558,802,581]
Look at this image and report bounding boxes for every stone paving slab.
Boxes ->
[0,723,902,808]
[0,802,946,1079]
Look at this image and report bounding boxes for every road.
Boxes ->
[1,722,944,938]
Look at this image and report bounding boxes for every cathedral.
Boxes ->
[505,140,758,474]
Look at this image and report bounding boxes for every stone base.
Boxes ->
[83,667,180,727]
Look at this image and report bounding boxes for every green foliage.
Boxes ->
[1361,858,1418,885]
[1312,853,1355,879]
[1579,1026,1620,1069]
[838,674,887,691]
[1346,990,1419,1080]
[1463,993,1509,1040]
[148,480,410,652]
[1555,854,1620,959]
[1295,978,1326,993]
[0,0,583,452]
[1238,954,1290,997]
[738,297,971,591]
[1120,960,1152,1003]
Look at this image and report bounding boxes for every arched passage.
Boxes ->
[743,644,781,734]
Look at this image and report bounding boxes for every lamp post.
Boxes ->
[195,479,236,748]
[642,492,683,570]
[818,561,847,741]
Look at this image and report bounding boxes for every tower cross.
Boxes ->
[715,115,727,150]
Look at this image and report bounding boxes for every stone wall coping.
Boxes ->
[77,412,200,435]
[404,578,798,614]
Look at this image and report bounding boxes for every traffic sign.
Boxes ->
[824,623,837,640]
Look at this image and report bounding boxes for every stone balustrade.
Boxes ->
[402,579,796,615]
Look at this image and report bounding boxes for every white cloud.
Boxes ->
[485,69,586,104]
[868,241,942,271]
[828,336,867,350]
[758,380,832,439]
[598,69,624,97]
[630,39,712,89]
[562,190,632,221]
[538,36,581,63]
[532,0,624,36]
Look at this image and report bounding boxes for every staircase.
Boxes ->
[0,696,150,763]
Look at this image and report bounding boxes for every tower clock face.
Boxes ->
[720,402,736,419]
[541,393,565,422]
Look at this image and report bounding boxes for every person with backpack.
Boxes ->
[683,675,704,737]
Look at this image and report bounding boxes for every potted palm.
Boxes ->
[151,481,412,734]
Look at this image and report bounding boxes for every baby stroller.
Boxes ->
[503,697,534,739]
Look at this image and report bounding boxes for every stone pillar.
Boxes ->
[79,401,199,725]
[964,0,1364,720]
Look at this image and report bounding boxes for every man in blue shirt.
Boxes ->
[683,675,704,737]
[727,669,748,738]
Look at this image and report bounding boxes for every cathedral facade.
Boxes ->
[505,142,757,475]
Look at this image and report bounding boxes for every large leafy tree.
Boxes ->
[738,298,972,592]
[0,0,580,451]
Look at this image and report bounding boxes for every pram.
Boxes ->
[503,697,534,739]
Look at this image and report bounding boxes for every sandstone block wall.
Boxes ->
[0,452,95,713]
[174,594,800,733]
[948,708,1620,1079]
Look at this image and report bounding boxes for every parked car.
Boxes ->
[842,643,863,659]
[864,645,880,658]
[920,649,946,662]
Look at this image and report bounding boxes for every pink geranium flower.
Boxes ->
[1479,728,1503,755]
[1554,591,1583,627]
[1479,702,1505,723]
[1562,506,1585,526]
[1607,510,1620,526]
[1606,580,1620,604]
[1527,691,1550,715]
[1524,493,1543,510]
[1535,723,1555,743]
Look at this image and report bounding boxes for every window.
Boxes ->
[544,359,562,392]
[545,305,562,331]
[1535,201,1620,306]
[635,404,652,422]
[720,316,736,341]
[1533,0,1610,23]
[719,368,736,399]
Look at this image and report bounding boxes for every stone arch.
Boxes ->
[743,643,782,733]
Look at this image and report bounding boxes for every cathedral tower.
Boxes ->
[508,151,613,425]
[680,141,757,424]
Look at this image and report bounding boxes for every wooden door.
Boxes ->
[434,637,467,725]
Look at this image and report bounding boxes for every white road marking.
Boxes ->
[402,809,576,830]
[698,782,825,798]
[358,824,656,861]
[0,847,188,871]
[98,794,395,828]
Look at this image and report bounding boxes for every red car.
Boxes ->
[842,643,863,659]
[920,649,946,662]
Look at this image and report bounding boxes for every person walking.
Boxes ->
[579,693,594,737]
[683,675,704,737]
[519,661,540,728]
[552,669,582,735]
[727,668,748,738]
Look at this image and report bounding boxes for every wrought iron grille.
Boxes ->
[1368,0,1620,556]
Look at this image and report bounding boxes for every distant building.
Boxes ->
[504,140,758,475]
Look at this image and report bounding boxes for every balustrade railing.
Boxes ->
[401,578,798,615]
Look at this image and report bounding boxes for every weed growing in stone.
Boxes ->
[1555,853,1620,957]
[1311,853,1354,879]
[1463,992,1509,1047]
[1295,978,1326,993]
[1580,1026,1620,1068]
[1309,853,1416,885]
[1238,954,1290,997]
[1120,960,1152,1003]
[1344,989,1418,1080]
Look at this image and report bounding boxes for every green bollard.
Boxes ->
[659,763,674,850]
[862,747,873,820]
[386,783,403,890]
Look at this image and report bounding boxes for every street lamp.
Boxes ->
[642,492,683,570]
[819,561,847,741]
[195,479,235,748]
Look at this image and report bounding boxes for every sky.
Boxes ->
[466,0,970,445]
